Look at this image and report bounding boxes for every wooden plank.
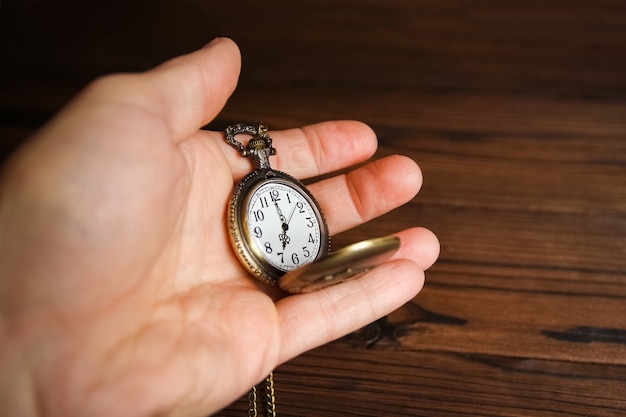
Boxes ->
[218,346,626,416]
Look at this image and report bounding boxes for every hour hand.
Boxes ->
[273,199,287,224]
[272,197,290,248]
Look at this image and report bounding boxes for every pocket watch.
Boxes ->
[225,123,400,293]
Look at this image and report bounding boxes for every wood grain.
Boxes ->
[1,1,625,416]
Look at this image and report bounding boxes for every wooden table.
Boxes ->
[2,1,625,416]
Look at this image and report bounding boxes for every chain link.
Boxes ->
[265,372,276,417]
[248,385,258,417]
[248,372,276,417]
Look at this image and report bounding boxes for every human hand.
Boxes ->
[0,38,439,416]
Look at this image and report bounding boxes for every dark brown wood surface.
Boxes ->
[2,1,626,416]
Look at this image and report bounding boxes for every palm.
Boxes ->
[110,130,282,413]
[0,39,439,417]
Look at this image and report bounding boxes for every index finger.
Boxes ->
[214,120,379,180]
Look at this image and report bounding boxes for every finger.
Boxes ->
[143,37,242,140]
[23,38,241,172]
[213,120,378,180]
[308,154,423,235]
[273,227,439,362]
[276,258,425,363]
[46,37,241,149]
[391,227,440,271]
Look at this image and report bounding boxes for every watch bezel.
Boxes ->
[228,168,330,285]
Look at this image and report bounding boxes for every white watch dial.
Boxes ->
[246,181,323,272]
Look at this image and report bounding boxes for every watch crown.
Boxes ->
[248,137,267,150]
[246,130,277,169]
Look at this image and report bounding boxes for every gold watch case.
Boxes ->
[228,167,330,286]
[278,236,400,293]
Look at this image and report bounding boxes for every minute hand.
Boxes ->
[286,202,298,225]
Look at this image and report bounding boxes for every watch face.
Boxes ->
[228,169,329,284]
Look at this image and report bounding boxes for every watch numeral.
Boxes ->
[264,242,273,254]
[308,233,315,243]
[306,217,314,228]
[253,226,262,239]
[286,194,291,204]
[270,190,280,202]
[259,196,269,209]
[277,251,307,265]
[296,202,305,213]
[253,210,265,222]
